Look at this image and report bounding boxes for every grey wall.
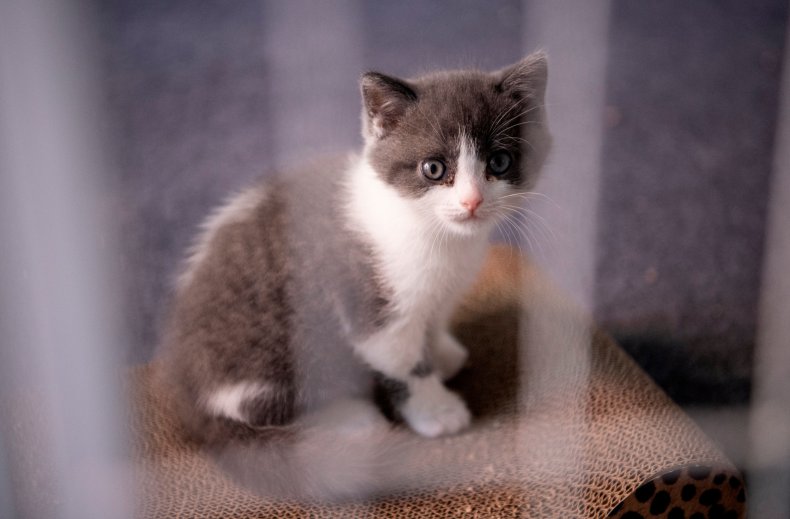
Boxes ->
[597,0,786,405]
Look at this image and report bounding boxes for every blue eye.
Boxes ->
[421,159,446,180]
[488,151,512,176]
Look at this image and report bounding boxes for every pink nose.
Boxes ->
[461,195,483,214]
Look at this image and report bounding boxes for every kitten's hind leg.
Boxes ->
[300,398,388,436]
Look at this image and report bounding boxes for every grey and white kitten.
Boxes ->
[157,52,550,498]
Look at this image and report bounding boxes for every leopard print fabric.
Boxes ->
[607,464,746,519]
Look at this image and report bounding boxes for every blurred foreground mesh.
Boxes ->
[120,247,744,518]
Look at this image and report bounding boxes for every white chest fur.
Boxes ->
[345,158,489,324]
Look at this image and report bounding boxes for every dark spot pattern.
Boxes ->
[682,484,697,501]
[708,504,726,519]
[622,512,644,519]
[635,481,656,502]
[663,469,682,485]
[689,466,711,480]
[668,507,685,519]
[650,490,670,514]
[607,466,745,519]
[699,488,722,506]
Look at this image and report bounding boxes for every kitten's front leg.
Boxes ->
[354,323,471,438]
[431,329,469,381]
[398,373,470,438]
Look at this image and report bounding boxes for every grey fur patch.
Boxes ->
[361,52,551,199]
[409,327,436,378]
[159,157,394,443]
[373,371,410,421]
[158,182,297,441]
[410,360,434,378]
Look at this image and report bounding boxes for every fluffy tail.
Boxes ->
[208,399,421,503]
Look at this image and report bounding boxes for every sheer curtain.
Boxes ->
[0,1,131,518]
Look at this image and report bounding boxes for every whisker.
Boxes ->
[504,212,551,263]
[494,219,521,261]
[491,101,540,135]
[497,204,556,241]
[500,212,540,260]
[415,104,444,142]
[499,191,563,211]
[491,102,548,136]
[497,120,544,133]
[497,203,556,240]
[499,212,556,255]
[496,207,558,261]
[491,134,536,152]
[489,97,530,135]
[427,217,444,265]
[413,205,443,264]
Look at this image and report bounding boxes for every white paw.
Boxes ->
[401,378,471,438]
[432,331,469,381]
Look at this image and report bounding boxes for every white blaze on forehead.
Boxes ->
[456,136,485,201]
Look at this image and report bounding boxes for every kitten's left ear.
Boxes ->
[496,51,548,104]
[360,72,417,140]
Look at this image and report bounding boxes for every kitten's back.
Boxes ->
[158,156,389,444]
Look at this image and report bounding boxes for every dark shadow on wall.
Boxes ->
[596,0,788,406]
[615,332,752,406]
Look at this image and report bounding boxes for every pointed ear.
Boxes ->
[360,72,417,139]
[497,51,548,104]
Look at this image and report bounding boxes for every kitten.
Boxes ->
[157,52,551,499]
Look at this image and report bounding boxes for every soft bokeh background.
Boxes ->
[4,0,786,515]
[100,0,782,432]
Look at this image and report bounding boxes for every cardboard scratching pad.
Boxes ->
[129,246,745,518]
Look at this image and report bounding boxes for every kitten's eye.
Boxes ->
[421,159,446,181]
[488,151,512,176]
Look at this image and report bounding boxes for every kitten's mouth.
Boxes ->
[445,212,489,232]
[438,207,492,234]
[448,215,473,224]
[452,212,484,223]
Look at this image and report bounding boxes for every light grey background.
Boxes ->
[99,0,786,409]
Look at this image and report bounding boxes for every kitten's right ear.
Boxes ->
[360,72,417,140]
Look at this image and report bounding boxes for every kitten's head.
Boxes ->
[360,52,551,237]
